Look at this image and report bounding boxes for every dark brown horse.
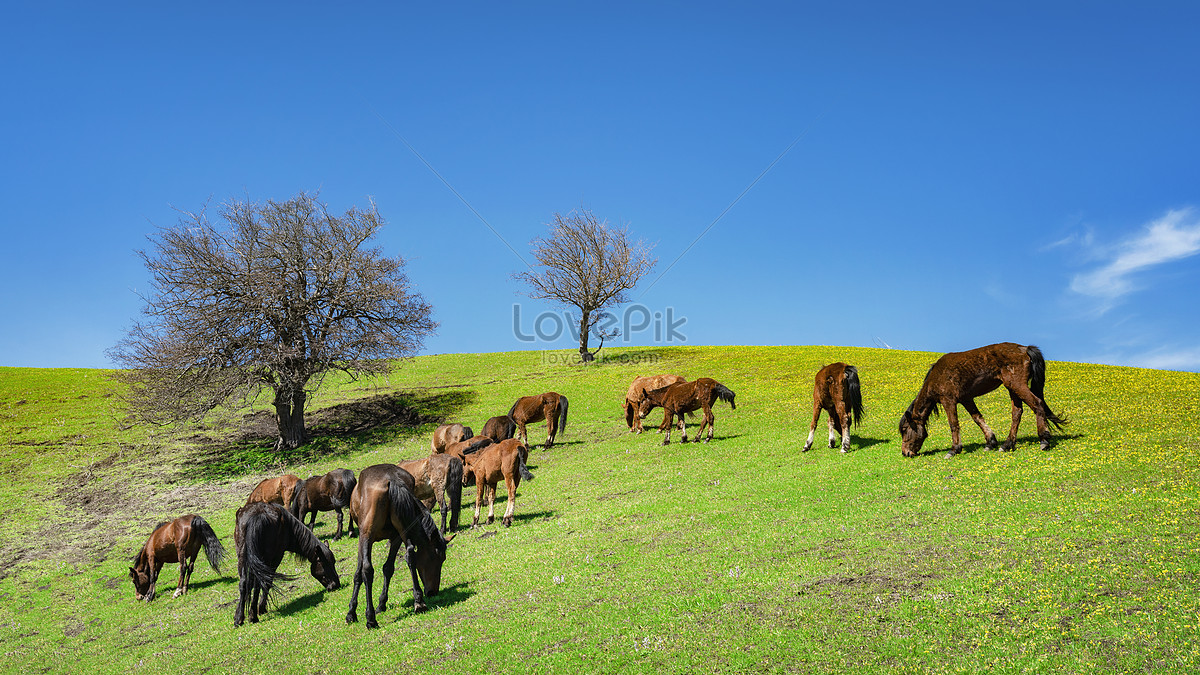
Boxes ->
[802,363,866,453]
[623,374,686,433]
[245,474,302,508]
[130,514,225,602]
[462,438,534,528]
[347,464,454,628]
[638,378,736,445]
[291,468,357,540]
[398,454,464,534]
[480,415,516,443]
[431,423,473,454]
[508,392,569,449]
[233,502,340,627]
[899,343,1067,458]
[443,435,494,463]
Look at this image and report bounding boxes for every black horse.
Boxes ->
[234,502,340,627]
[347,464,453,628]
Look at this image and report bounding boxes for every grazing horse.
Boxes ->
[292,468,357,540]
[481,415,516,443]
[802,363,866,453]
[443,435,494,463]
[430,423,473,454]
[398,454,464,534]
[899,343,1068,458]
[233,502,340,627]
[347,464,453,628]
[462,439,534,528]
[638,378,737,445]
[508,392,569,449]
[624,374,687,433]
[130,514,225,602]
[246,474,302,508]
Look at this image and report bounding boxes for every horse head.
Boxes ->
[408,533,451,598]
[129,559,154,601]
[636,389,661,419]
[898,404,928,457]
[310,540,341,591]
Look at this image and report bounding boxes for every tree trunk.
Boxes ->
[273,387,309,452]
[578,311,590,359]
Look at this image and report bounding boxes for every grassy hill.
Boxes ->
[1,345,1198,673]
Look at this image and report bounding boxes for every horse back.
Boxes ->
[352,464,418,542]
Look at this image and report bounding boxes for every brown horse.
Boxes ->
[802,363,866,453]
[638,377,736,445]
[624,374,686,433]
[899,343,1068,458]
[480,415,516,442]
[130,514,225,602]
[347,464,454,628]
[398,454,464,534]
[291,469,357,540]
[462,438,534,528]
[508,392,569,449]
[246,474,302,508]
[233,502,340,627]
[430,423,473,454]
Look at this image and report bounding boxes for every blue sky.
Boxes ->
[3,2,1199,371]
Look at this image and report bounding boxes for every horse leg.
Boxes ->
[346,535,373,627]
[961,399,998,450]
[944,399,963,457]
[658,409,672,434]
[545,404,557,449]
[1007,382,1054,450]
[698,403,713,443]
[803,399,822,452]
[334,508,345,540]
[1002,390,1024,451]
[502,474,517,527]
[436,485,449,534]
[827,415,838,449]
[678,411,688,443]
[487,484,497,525]
[838,403,853,453]
[147,558,161,602]
[405,544,428,613]
[376,537,402,614]
[472,480,485,528]
[234,574,249,627]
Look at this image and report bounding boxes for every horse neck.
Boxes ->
[910,388,938,422]
[282,513,322,560]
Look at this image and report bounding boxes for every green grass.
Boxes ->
[1,346,1198,673]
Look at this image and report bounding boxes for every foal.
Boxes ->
[292,468,357,540]
[899,343,1067,458]
[245,474,302,508]
[623,374,686,433]
[802,363,866,453]
[638,378,737,445]
[462,439,534,528]
[431,423,473,454]
[398,454,464,534]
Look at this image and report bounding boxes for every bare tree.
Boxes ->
[109,191,436,452]
[513,209,657,360]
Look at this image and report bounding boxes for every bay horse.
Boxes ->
[398,454,464,534]
[246,474,302,508]
[508,392,569,449]
[462,438,534,528]
[802,363,866,453]
[899,342,1068,458]
[624,374,686,433]
[481,415,516,443]
[443,435,494,462]
[347,464,454,628]
[431,423,473,454]
[130,514,225,602]
[638,377,736,445]
[233,502,340,627]
[291,468,357,540]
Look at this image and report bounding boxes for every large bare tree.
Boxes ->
[110,191,436,451]
[513,209,657,360]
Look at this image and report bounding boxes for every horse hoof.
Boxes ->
[1040,440,1051,451]
[503,517,512,527]
[487,516,494,524]
[661,440,670,446]
[944,450,957,459]
[346,611,358,624]
[414,603,428,614]
[172,589,183,598]
[366,619,379,629]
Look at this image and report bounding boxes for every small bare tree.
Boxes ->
[109,191,436,452]
[513,209,657,360]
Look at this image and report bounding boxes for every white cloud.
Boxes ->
[1069,208,1200,306]
[1130,346,1200,372]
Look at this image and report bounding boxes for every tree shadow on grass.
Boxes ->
[181,389,477,481]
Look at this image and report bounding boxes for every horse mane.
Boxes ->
[388,479,444,552]
[282,506,326,562]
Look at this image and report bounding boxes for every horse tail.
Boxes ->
[242,512,298,601]
[557,395,569,435]
[714,384,737,410]
[289,478,307,520]
[518,447,535,482]
[507,399,520,421]
[446,457,463,532]
[1025,345,1068,430]
[338,471,357,508]
[387,477,436,547]
[844,366,866,428]
[191,515,226,573]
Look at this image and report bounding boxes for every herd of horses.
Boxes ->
[130,341,1067,628]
